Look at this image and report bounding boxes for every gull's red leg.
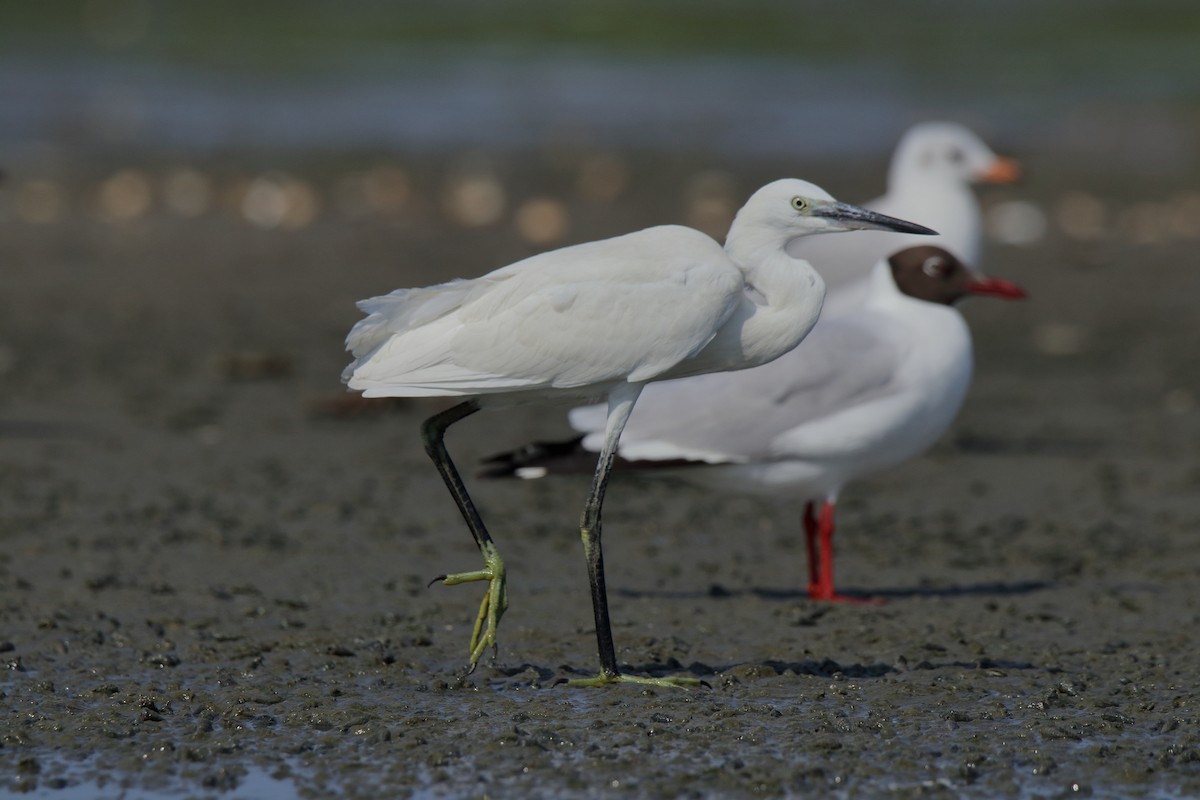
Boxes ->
[803,501,819,596]
[811,500,884,605]
[813,501,837,599]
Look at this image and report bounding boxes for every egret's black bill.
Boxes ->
[817,202,938,236]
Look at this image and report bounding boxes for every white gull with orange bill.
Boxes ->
[792,121,1021,313]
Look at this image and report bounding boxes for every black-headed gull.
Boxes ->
[481,246,1025,603]
[343,179,934,686]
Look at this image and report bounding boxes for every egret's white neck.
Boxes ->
[666,227,826,379]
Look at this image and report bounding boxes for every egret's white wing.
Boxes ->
[570,313,906,463]
[345,226,745,397]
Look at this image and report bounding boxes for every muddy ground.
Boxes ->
[1,155,1199,799]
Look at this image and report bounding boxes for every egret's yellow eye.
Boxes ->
[791,196,809,212]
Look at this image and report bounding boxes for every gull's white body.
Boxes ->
[566,260,974,503]
[791,122,1008,312]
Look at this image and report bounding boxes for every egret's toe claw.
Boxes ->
[437,544,507,672]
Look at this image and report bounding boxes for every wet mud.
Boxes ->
[1,159,1199,798]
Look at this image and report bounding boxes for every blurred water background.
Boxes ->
[2,1,1197,170]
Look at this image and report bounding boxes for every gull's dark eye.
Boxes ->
[947,147,965,164]
[922,257,949,278]
[791,196,809,212]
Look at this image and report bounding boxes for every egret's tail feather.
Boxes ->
[345,279,475,361]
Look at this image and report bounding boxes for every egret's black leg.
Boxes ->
[566,385,699,689]
[580,437,621,678]
[421,400,508,672]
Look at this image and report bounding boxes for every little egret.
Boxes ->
[483,246,1025,603]
[343,178,934,687]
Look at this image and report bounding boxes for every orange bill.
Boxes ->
[978,156,1022,184]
